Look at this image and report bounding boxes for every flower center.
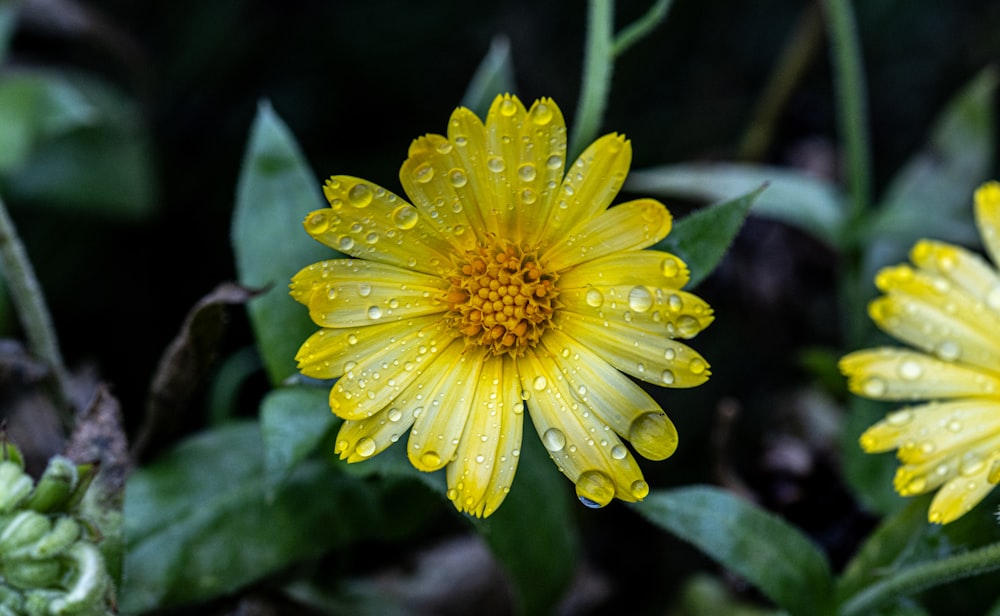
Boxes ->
[446,240,558,357]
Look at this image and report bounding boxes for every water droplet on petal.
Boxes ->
[937,340,961,361]
[449,169,468,187]
[532,102,554,125]
[358,283,372,297]
[347,183,373,208]
[517,163,537,182]
[533,375,548,391]
[661,369,675,385]
[392,204,419,230]
[630,479,650,499]
[542,428,566,452]
[688,358,707,375]
[337,235,355,251]
[576,470,615,508]
[862,376,887,397]
[585,288,604,307]
[305,211,330,233]
[387,408,402,422]
[367,306,383,319]
[355,437,376,458]
[628,286,653,312]
[499,98,518,116]
[628,412,678,460]
[660,256,680,278]
[414,162,434,184]
[898,359,923,380]
[947,419,962,432]
[610,445,627,460]
[421,451,442,468]
[676,315,700,337]
[487,156,506,173]
[545,154,563,170]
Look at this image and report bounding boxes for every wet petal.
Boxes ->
[539,329,677,460]
[408,342,485,472]
[543,199,672,271]
[974,181,1000,268]
[329,318,460,420]
[334,403,417,463]
[557,311,710,388]
[928,450,1000,524]
[296,315,440,379]
[447,354,524,517]
[448,105,500,238]
[305,176,454,275]
[518,348,649,504]
[909,239,1000,319]
[841,348,1000,401]
[558,250,690,291]
[291,259,449,328]
[559,284,712,340]
[538,134,631,251]
[859,399,1000,462]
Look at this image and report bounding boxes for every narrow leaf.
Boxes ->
[613,0,675,57]
[261,385,338,489]
[461,35,516,118]
[569,0,614,161]
[232,101,330,385]
[651,184,766,288]
[628,162,844,246]
[634,485,835,616]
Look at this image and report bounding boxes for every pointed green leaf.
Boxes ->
[232,101,330,385]
[461,35,516,118]
[634,485,835,616]
[629,163,844,246]
[650,184,766,287]
[261,385,339,489]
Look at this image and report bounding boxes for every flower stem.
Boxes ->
[0,194,74,425]
[569,0,614,162]
[612,0,674,58]
[841,541,1000,616]
[822,0,872,222]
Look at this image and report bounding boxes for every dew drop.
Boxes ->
[532,102,554,125]
[667,294,683,313]
[898,359,923,380]
[533,375,548,391]
[947,419,962,432]
[347,183,373,208]
[358,283,372,297]
[886,410,913,425]
[355,437,376,458]
[499,98,518,116]
[661,369,675,385]
[585,288,604,307]
[576,470,615,508]
[517,163,537,182]
[862,376,887,397]
[392,204,419,230]
[337,235,355,251]
[664,348,676,361]
[326,288,338,300]
[446,488,458,501]
[413,162,434,184]
[421,451,442,468]
[688,357,707,375]
[305,211,329,233]
[449,169,468,187]
[542,428,566,452]
[388,408,402,422]
[610,445,627,460]
[520,188,537,204]
[987,286,1000,310]
[937,340,961,361]
[628,412,678,460]
[545,154,563,170]
[660,256,680,278]
[367,306,383,320]
[628,286,654,312]
[487,156,506,173]
[630,479,650,499]
[676,315,701,337]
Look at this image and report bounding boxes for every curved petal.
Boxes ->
[840,348,1000,402]
[542,199,672,272]
[559,284,712,340]
[295,315,441,379]
[518,348,650,504]
[556,310,710,388]
[305,176,454,276]
[291,259,449,328]
[859,399,1000,462]
[539,329,677,460]
[447,105,500,239]
[334,403,417,463]
[537,134,631,252]
[929,450,1000,524]
[446,354,524,517]
[909,240,1000,318]
[329,318,460,420]
[407,342,485,472]
[558,250,690,291]
[974,181,1000,268]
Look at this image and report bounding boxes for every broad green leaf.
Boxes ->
[866,67,997,263]
[123,422,392,613]
[461,35,516,118]
[628,163,844,246]
[634,485,835,616]
[232,101,330,385]
[476,431,578,616]
[842,397,905,516]
[650,184,766,288]
[261,385,339,489]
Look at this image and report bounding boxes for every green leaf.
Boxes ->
[461,35,516,118]
[634,485,835,616]
[476,431,578,616]
[841,397,906,517]
[628,163,845,247]
[122,422,389,613]
[261,385,339,489]
[232,101,330,385]
[867,67,997,262]
[613,0,675,57]
[0,2,18,66]
[650,184,766,288]
[569,0,614,161]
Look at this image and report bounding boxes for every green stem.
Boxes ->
[822,0,872,222]
[841,541,1000,616]
[612,0,674,58]
[569,0,614,162]
[0,194,74,425]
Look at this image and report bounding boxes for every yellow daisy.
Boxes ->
[290,94,713,517]
[841,181,1000,524]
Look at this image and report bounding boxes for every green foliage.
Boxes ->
[634,486,835,616]
[260,385,338,489]
[651,184,766,287]
[461,36,517,118]
[232,102,331,385]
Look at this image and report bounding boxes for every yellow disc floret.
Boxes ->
[447,238,558,356]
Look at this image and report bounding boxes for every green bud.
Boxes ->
[0,462,32,513]
[24,457,78,514]
[48,543,111,616]
[0,511,51,553]
[0,440,24,469]
[28,516,82,560]
[2,560,62,590]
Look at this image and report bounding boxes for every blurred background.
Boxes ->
[1,0,999,613]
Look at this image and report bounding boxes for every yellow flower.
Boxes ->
[841,181,1000,524]
[290,95,713,517]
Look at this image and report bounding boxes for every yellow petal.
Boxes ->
[305,176,454,275]
[296,315,441,379]
[407,343,485,472]
[399,133,490,250]
[559,284,712,340]
[909,239,1000,317]
[537,134,631,252]
[518,348,649,504]
[557,311,710,388]
[539,329,677,460]
[859,399,1000,462]
[447,105,500,239]
[291,259,448,328]
[334,404,417,463]
[329,318,460,420]
[557,250,690,291]
[974,181,1000,268]
[446,354,523,517]
[840,348,1000,401]
[927,450,1000,524]
[542,199,672,271]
